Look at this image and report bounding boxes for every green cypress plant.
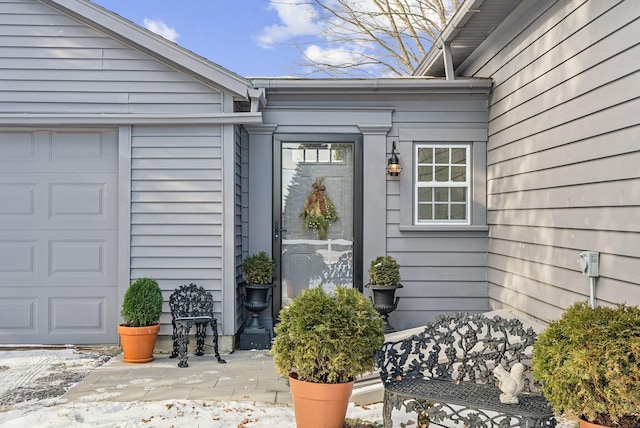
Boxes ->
[532,302,640,428]
[368,256,401,285]
[242,251,274,285]
[120,277,163,327]
[273,286,385,384]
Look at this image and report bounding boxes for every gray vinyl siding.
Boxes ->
[235,125,246,332]
[259,87,490,331]
[385,230,489,329]
[130,125,224,334]
[461,0,640,321]
[0,0,223,115]
[387,97,489,328]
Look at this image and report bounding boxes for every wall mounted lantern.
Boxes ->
[387,141,402,176]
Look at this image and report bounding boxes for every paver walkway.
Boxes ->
[62,350,292,405]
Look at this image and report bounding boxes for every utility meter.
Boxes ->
[578,251,599,277]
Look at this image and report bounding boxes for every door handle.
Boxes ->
[275,223,287,241]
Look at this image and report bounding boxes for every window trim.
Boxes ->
[414,143,471,225]
[396,130,487,232]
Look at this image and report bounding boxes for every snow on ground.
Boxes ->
[0,349,396,427]
[0,349,575,428]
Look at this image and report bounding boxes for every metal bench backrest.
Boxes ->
[376,312,538,391]
[169,283,214,319]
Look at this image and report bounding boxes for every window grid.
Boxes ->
[415,144,470,224]
[284,143,346,165]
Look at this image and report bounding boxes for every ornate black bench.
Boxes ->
[375,313,556,428]
[169,283,226,368]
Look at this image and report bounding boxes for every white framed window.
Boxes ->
[414,144,470,224]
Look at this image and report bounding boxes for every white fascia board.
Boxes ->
[251,77,492,94]
[0,112,263,126]
[40,0,251,99]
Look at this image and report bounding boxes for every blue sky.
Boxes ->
[91,0,314,77]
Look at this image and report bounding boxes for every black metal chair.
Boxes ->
[169,283,226,368]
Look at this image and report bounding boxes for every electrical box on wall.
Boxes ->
[578,251,599,277]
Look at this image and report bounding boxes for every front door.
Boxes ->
[273,136,362,314]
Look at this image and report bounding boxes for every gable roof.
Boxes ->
[415,0,523,78]
[40,0,251,99]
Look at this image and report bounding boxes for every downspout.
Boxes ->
[443,42,455,80]
[248,88,267,112]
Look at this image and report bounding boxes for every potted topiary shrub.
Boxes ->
[117,277,163,363]
[240,251,275,332]
[365,256,403,332]
[272,286,384,428]
[532,301,640,428]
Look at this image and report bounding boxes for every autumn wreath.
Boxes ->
[300,177,338,240]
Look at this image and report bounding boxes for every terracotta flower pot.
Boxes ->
[579,416,619,428]
[289,375,354,428]
[118,323,160,363]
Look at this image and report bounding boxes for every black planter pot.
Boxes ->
[240,282,275,333]
[365,283,403,333]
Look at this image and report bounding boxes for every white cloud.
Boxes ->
[303,44,362,67]
[305,44,382,69]
[257,0,321,48]
[143,18,180,42]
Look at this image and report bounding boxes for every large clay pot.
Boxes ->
[289,375,354,428]
[578,417,624,428]
[117,323,160,363]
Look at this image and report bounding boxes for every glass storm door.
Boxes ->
[275,139,358,309]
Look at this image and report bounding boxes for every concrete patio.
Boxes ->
[62,349,293,405]
[62,309,546,407]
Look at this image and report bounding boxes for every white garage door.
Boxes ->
[0,129,119,345]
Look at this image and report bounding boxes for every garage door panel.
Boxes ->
[0,183,35,216]
[0,287,117,344]
[0,239,36,274]
[49,239,108,278]
[52,131,105,159]
[50,130,118,173]
[0,230,116,287]
[0,173,117,230]
[0,176,39,228]
[0,129,117,173]
[48,178,117,228]
[0,297,37,332]
[0,131,36,161]
[50,296,106,333]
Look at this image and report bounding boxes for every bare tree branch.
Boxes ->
[291,0,460,76]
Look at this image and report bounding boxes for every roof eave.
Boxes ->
[415,0,487,77]
[415,0,525,78]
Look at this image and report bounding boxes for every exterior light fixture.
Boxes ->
[387,141,402,176]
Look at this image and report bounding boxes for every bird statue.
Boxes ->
[493,363,525,404]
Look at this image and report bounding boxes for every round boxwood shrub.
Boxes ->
[368,256,401,286]
[242,251,274,285]
[532,301,640,428]
[120,277,163,327]
[273,286,385,384]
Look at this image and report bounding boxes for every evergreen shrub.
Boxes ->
[368,256,401,286]
[242,251,274,285]
[532,301,640,428]
[273,286,384,384]
[120,277,163,327]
